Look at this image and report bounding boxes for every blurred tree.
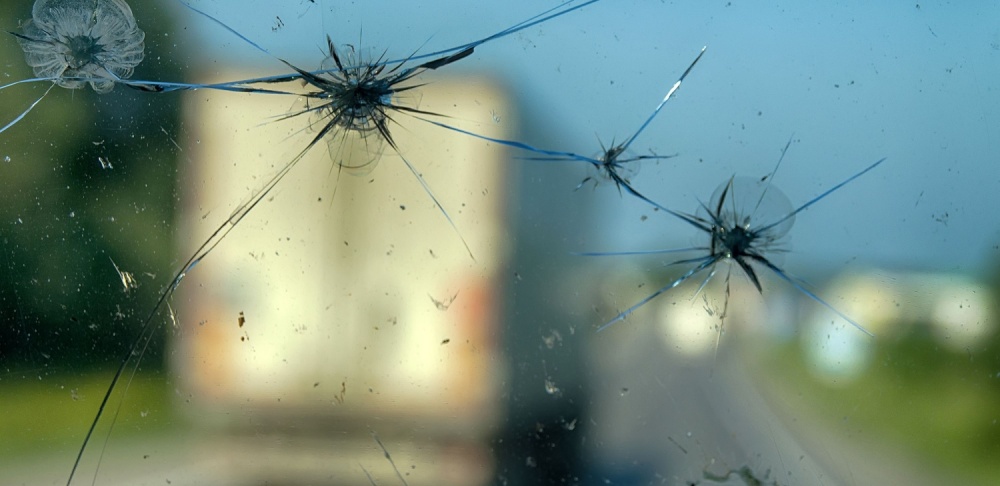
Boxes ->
[0,0,184,372]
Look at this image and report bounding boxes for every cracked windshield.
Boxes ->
[1,1,998,485]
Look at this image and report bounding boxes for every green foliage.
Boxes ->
[0,0,185,370]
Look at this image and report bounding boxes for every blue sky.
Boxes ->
[174,0,1000,275]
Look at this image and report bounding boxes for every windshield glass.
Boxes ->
[2,1,997,485]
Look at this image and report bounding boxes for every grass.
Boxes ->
[0,370,175,460]
[751,331,1000,486]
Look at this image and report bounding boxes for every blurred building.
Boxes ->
[171,72,515,485]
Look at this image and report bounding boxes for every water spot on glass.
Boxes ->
[542,329,563,349]
[544,378,561,396]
